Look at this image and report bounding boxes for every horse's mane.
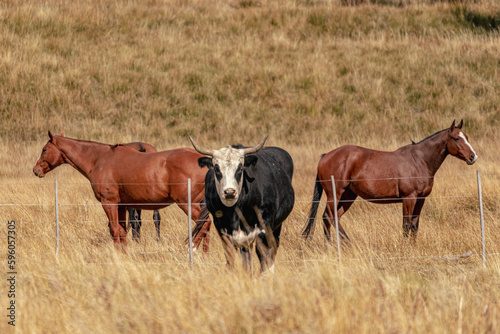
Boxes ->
[56,135,113,147]
[412,129,447,145]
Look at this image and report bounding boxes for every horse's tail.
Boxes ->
[301,171,324,240]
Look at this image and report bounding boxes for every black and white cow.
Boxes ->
[189,136,295,273]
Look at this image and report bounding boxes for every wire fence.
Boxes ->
[1,171,499,267]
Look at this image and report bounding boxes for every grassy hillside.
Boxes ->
[1,0,499,146]
[1,0,499,333]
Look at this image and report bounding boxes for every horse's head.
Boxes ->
[446,120,478,165]
[33,131,65,178]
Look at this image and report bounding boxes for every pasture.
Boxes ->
[1,0,500,333]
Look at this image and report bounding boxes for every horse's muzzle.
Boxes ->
[33,168,44,178]
[467,154,478,165]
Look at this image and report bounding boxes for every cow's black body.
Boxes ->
[201,146,295,271]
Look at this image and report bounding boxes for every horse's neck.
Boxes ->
[56,137,107,179]
[414,131,449,176]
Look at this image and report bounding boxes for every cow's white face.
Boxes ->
[211,147,245,207]
[189,135,268,207]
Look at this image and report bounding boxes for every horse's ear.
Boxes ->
[60,132,65,137]
[48,131,54,141]
[449,120,456,131]
[458,119,463,129]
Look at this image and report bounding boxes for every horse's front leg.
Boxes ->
[410,198,426,242]
[118,206,128,249]
[402,196,417,241]
[103,203,128,253]
[153,210,161,241]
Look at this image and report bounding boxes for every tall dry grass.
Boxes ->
[1,0,499,333]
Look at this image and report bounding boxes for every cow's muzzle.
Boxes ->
[223,188,237,200]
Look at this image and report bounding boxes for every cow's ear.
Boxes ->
[244,155,258,167]
[198,157,213,169]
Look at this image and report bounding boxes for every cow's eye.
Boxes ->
[235,163,243,181]
[214,164,223,181]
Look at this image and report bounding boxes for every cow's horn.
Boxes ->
[242,135,268,155]
[189,136,214,156]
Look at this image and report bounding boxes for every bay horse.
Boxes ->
[33,131,211,253]
[302,120,478,243]
[120,142,161,242]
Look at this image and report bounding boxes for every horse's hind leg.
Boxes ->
[202,221,211,253]
[153,210,161,241]
[337,188,357,220]
[322,208,333,241]
[322,190,353,242]
[335,188,357,241]
[127,208,141,242]
[187,204,211,253]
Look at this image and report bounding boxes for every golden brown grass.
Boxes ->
[1,0,500,333]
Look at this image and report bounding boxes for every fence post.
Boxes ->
[331,175,341,264]
[55,179,59,258]
[477,171,486,267]
[187,178,194,269]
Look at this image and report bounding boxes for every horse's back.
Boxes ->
[319,144,412,176]
[121,142,157,153]
[96,146,207,205]
[318,145,370,180]
[317,144,426,200]
[110,146,204,178]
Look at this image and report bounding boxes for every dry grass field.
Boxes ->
[1,0,500,333]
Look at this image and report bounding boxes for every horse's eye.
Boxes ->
[42,149,47,152]
[453,137,459,141]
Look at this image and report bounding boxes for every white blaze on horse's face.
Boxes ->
[458,131,478,165]
[211,147,246,207]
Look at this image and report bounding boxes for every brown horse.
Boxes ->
[120,142,162,242]
[302,120,478,242]
[33,131,211,253]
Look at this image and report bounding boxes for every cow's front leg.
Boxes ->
[220,234,235,268]
[253,206,277,273]
[256,234,275,273]
[240,247,252,272]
